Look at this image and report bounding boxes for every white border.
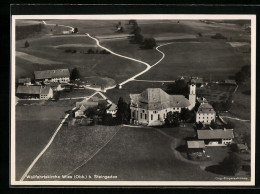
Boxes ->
[11,14,256,186]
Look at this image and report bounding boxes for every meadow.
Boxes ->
[138,41,250,81]
[16,35,146,84]
[15,105,73,180]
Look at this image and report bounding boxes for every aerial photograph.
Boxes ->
[12,16,254,185]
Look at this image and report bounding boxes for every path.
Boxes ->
[133,79,175,83]
[20,107,77,181]
[220,115,250,122]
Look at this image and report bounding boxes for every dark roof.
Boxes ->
[18,78,31,83]
[187,140,205,148]
[191,78,203,84]
[197,103,215,114]
[224,79,237,85]
[197,129,234,139]
[130,88,190,110]
[197,97,208,104]
[34,69,70,80]
[16,85,51,95]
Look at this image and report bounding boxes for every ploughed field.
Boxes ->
[15,104,73,180]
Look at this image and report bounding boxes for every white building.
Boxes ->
[130,88,190,126]
[16,85,53,100]
[196,102,216,124]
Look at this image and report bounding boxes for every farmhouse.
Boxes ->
[224,79,237,85]
[18,78,32,85]
[106,103,117,117]
[34,69,70,83]
[49,82,64,91]
[197,128,234,146]
[196,100,216,125]
[75,105,87,118]
[130,88,191,126]
[16,85,53,100]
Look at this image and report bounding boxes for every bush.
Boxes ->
[24,40,29,48]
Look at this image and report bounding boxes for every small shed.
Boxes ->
[187,140,205,153]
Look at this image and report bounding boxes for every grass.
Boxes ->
[16,35,145,84]
[58,89,95,99]
[25,125,122,180]
[15,105,73,180]
[138,41,250,81]
[101,38,162,65]
[229,81,251,120]
[67,126,216,181]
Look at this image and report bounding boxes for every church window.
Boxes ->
[151,114,153,120]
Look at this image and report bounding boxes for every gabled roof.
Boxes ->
[197,129,234,139]
[76,99,98,108]
[18,78,31,83]
[130,88,190,110]
[34,69,70,80]
[187,140,205,148]
[224,79,237,85]
[197,103,215,114]
[107,103,117,111]
[16,85,51,95]
[17,85,41,94]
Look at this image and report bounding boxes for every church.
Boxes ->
[129,84,196,126]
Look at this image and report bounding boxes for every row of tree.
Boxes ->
[129,20,157,49]
[165,108,195,127]
[233,65,250,84]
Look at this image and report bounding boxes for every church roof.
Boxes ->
[130,88,190,110]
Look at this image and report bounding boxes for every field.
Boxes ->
[25,125,121,180]
[197,84,237,103]
[229,80,251,120]
[58,88,95,99]
[16,35,146,84]
[15,104,74,180]
[138,41,250,81]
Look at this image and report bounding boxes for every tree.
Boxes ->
[195,121,203,129]
[221,153,242,175]
[119,26,125,32]
[24,40,29,48]
[73,28,78,33]
[87,48,95,54]
[243,132,251,149]
[210,120,218,129]
[70,68,80,80]
[180,108,193,123]
[224,121,235,129]
[165,111,180,127]
[166,79,189,97]
[129,20,137,25]
[132,26,141,36]
[116,97,130,124]
[142,38,156,49]
[134,33,144,44]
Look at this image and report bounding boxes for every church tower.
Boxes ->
[188,84,196,110]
